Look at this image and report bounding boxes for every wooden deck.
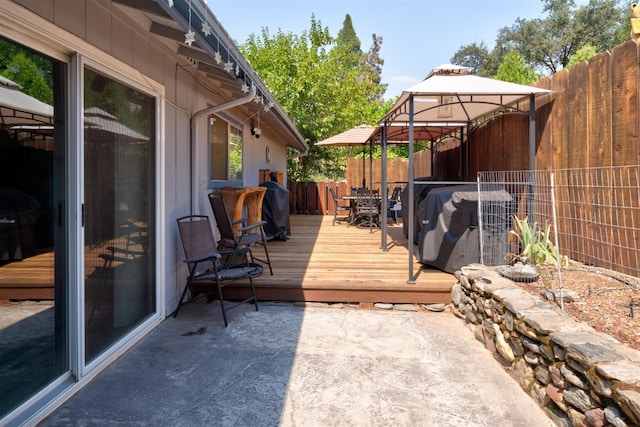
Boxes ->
[0,216,455,305]
[223,215,455,305]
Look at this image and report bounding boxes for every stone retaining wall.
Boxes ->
[451,264,640,427]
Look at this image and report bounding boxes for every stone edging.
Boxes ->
[451,264,640,427]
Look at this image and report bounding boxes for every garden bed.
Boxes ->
[509,262,640,351]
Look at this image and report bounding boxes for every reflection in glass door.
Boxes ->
[83,68,156,363]
[0,38,67,419]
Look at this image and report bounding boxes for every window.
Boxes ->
[210,116,243,182]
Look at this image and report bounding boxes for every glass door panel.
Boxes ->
[83,68,156,363]
[0,38,67,418]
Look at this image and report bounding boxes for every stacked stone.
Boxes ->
[451,264,640,427]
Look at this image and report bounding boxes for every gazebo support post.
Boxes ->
[407,96,416,284]
[381,125,389,250]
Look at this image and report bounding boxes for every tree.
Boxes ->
[566,43,598,69]
[336,14,361,69]
[0,40,53,104]
[450,42,490,75]
[494,51,539,84]
[451,0,626,77]
[240,16,389,181]
[496,0,624,74]
[364,34,386,97]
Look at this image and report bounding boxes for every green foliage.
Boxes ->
[494,51,539,84]
[452,0,626,77]
[240,15,389,182]
[566,43,598,69]
[336,14,361,69]
[364,34,386,91]
[509,216,569,267]
[450,42,490,75]
[0,39,53,104]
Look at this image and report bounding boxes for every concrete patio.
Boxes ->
[41,302,554,426]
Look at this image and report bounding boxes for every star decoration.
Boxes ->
[241,82,250,94]
[201,21,212,37]
[263,101,275,112]
[223,60,234,72]
[184,30,196,46]
[214,51,222,64]
[168,0,174,6]
[235,64,241,76]
[254,95,263,105]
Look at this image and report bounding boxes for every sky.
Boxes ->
[207,0,550,100]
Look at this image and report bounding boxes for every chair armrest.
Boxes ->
[183,252,222,264]
[237,220,267,233]
[231,217,247,226]
[218,246,252,258]
[106,246,145,258]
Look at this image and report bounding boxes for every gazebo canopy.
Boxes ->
[382,64,553,126]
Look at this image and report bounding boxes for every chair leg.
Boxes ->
[173,277,193,318]
[216,279,229,327]
[259,229,273,275]
[249,276,259,312]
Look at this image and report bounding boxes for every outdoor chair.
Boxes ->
[174,215,261,326]
[388,186,403,224]
[209,193,273,275]
[328,186,352,225]
[354,189,380,228]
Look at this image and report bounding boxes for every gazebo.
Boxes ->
[377,64,554,282]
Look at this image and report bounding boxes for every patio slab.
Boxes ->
[41,303,554,426]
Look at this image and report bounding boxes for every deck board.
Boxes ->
[222,215,455,304]
[0,216,455,305]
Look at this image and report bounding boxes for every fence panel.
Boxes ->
[478,167,640,279]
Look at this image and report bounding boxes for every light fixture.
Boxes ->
[251,117,261,139]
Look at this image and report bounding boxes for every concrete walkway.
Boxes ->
[41,302,554,427]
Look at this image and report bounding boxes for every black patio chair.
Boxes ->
[174,215,261,326]
[354,189,380,228]
[328,186,352,225]
[388,186,403,224]
[209,193,273,275]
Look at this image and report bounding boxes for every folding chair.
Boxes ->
[174,215,261,326]
[209,193,273,275]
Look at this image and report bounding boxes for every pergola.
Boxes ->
[376,64,554,282]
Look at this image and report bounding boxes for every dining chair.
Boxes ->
[354,189,380,228]
[328,186,352,225]
[388,186,403,224]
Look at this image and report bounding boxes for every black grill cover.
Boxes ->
[417,185,512,273]
[260,181,290,240]
[401,177,449,241]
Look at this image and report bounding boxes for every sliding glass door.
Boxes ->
[83,67,156,363]
[0,38,67,419]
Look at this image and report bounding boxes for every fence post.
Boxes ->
[550,171,564,311]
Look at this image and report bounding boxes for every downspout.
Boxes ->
[189,84,256,214]
[288,146,309,161]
